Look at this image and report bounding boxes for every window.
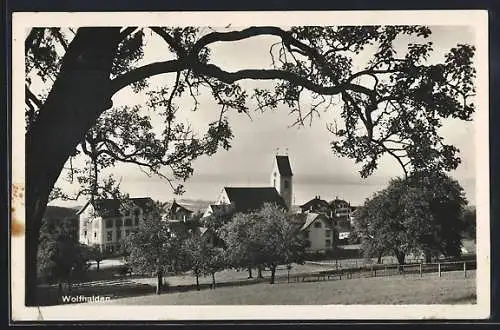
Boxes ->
[105,219,113,228]
[314,221,322,228]
[325,230,331,237]
[116,229,121,241]
[107,231,113,242]
[284,180,289,188]
[124,210,130,216]
[125,218,132,226]
[94,232,97,238]
[325,239,331,247]
[116,219,123,228]
[273,179,276,187]
[84,230,87,237]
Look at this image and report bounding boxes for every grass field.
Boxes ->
[107,270,476,305]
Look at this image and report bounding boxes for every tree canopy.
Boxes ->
[221,203,306,284]
[354,172,468,264]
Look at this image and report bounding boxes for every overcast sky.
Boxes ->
[51,25,477,207]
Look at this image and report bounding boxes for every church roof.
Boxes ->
[224,187,288,213]
[276,155,293,176]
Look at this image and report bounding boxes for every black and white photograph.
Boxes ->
[11,10,489,320]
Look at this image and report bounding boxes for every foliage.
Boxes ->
[123,201,184,293]
[37,215,89,284]
[462,206,476,241]
[87,245,105,271]
[221,203,306,283]
[354,172,467,264]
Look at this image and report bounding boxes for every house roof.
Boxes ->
[209,204,233,214]
[330,197,350,208]
[43,205,80,219]
[299,196,330,210]
[78,197,154,217]
[169,200,193,215]
[224,187,288,213]
[299,213,332,231]
[276,155,293,176]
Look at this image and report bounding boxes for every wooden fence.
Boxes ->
[278,260,476,284]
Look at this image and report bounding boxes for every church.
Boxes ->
[202,154,293,217]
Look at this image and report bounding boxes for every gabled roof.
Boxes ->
[224,187,288,213]
[276,155,293,176]
[43,205,80,219]
[299,213,332,231]
[169,200,193,215]
[330,197,350,208]
[209,204,233,214]
[77,197,154,217]
[299,196,330,210]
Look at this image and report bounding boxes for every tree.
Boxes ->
[37,215,89,296]
[87,245,105,272]
[182,235,205,291]
[204,247,226,289]
[462,206,476,241]
[123,201,182,294]
[25,26,475,304]
[222,203,306,284]
[354,172,467,265]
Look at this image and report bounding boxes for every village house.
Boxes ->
[297,213,336,252]
[77,197,154,254]
[299,195,357,241]
[161,200,195,238]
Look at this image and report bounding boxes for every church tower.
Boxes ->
[270,154,293,210]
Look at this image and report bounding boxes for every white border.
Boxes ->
[11,10,490,321]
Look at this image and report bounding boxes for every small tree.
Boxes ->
[183,235,205,291]
[37,211,89,295]
[124,201,181,294]
[204,247,226,289]
[87,245,104,271]
[222,203,306,285]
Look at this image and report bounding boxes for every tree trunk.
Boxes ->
[269,265,277,284]
[394,250,405,273]
[377,252,383,264]
[25,27,122,306]
[247,266,253,279]
[96,261,100,272]
[424,251,432,263]
[57,280,63,297]
[257,265,263,279]
[156,269,163,295]
[196,273,200,291]
[211,272,216,289]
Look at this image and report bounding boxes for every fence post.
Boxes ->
[464,261,467,278]
[438,262,441,277]
[419,263,422,278]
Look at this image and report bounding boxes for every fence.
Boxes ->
[278,260,476,284]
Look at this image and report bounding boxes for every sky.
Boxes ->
[49,25,477,207]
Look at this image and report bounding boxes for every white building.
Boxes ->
[77,197,154,254]
[298,213,336,252]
